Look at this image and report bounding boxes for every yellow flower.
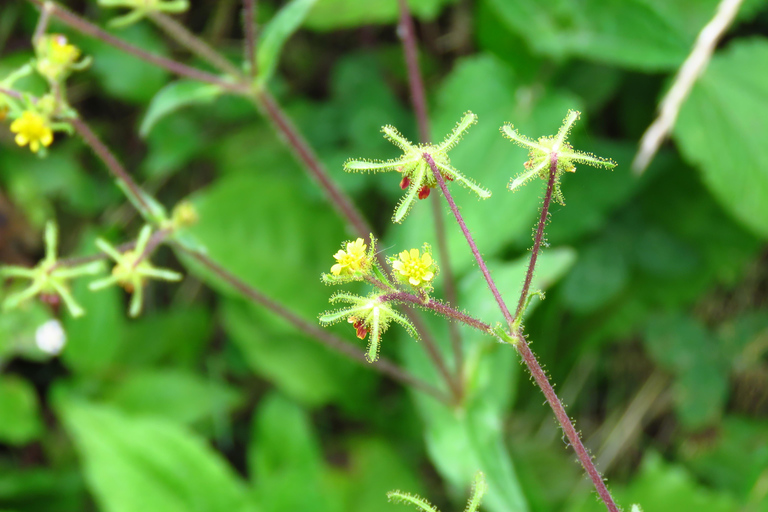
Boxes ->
[331,238,367,276]
[393,248,434,286]
[36,34,83,82]
[10,111,54,153]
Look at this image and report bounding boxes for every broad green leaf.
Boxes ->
[139,80,222,137]
[58,399,254,512]
[79,24,169,103]
[250,392,343,512]
[485,0,706,70]
[221,299,374,408]
[102,369,242,427]
[460,248,576,325]
[257,0,319,84]
[402,332,528,512]
[644,314,729,428]
[392,55,582,274]
[567,452,739,512]
[0,467,85,512]
[305,0,458,30]
[560,238,629,314]
[62,231,125,377]
[674,39,768,239]
[403,247,575,512]
[0,375,42,445]
[679,416,768,504]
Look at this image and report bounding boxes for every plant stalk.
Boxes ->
[398,0,464,378]
[148,11,244,78]
[242,0,258,77]
[24,0,246,92]
[427,152,620,512]
[177,244,450,404]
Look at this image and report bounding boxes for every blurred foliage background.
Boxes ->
[1,1,768,511]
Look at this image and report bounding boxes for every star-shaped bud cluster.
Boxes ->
[89,225,182,317]
[502,110,616,205]
[345,112,491,223]
[0,222,104,317]
[319,292,418,362]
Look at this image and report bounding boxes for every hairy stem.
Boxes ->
[242,0,258,77]
[397,0,464,379]
[69,117,152,217]
[513,156,556,322]
[148,11,244,78]
[177,244,449,404]
[382,291,491,333]
[24,0,246,92]
[425,153,515,326]
[252,91,374,239]
[427,152,620,512]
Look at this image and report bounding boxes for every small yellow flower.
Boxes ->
[35,34,87,82]
[392,248,434,286]
[10,111,54,153]
[331,238,367,276]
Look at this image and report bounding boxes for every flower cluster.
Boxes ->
[320,236,441,362]
[1,32,86,155]
[344,112,491,223]
[502,110,617,205]
[35,34,90,84]
[391,246,437,290]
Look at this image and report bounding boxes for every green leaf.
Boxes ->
[249,392,343,512]
[139,80,222,137]
[644,314,729,428]
[58,399,255,512]
[460,247,577,324]
[221,299,374,408]
[0,375,42,445]
[102,369,243,427]
[485,0,709,70]
[304,0,458,30]
[674,39,768,239]
[257,0,319,85]
[78,25,169,103]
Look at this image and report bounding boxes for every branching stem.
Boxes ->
[397,0,464,380]
[427,151,620,512]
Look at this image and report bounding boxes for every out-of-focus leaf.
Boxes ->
[305,0,458,30]
[679,416,768,506]
[257,0,318,84]
[644,314,729,428]
[0,375,42,445]
[460,247,577,324]
[139,80,222,137]
[250,392,343,512]
[485,0,712,70]
[393,54,581,274]
[58,399,255,512]
[62,233,125,377]
[221,299,374,408]
[79,25,169,103]
[674,39,768,239]
[567,451,740,512]
[117,306,213,369]
[102,369,242,427]
[0,467,85,512]
[561,239,629,314]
